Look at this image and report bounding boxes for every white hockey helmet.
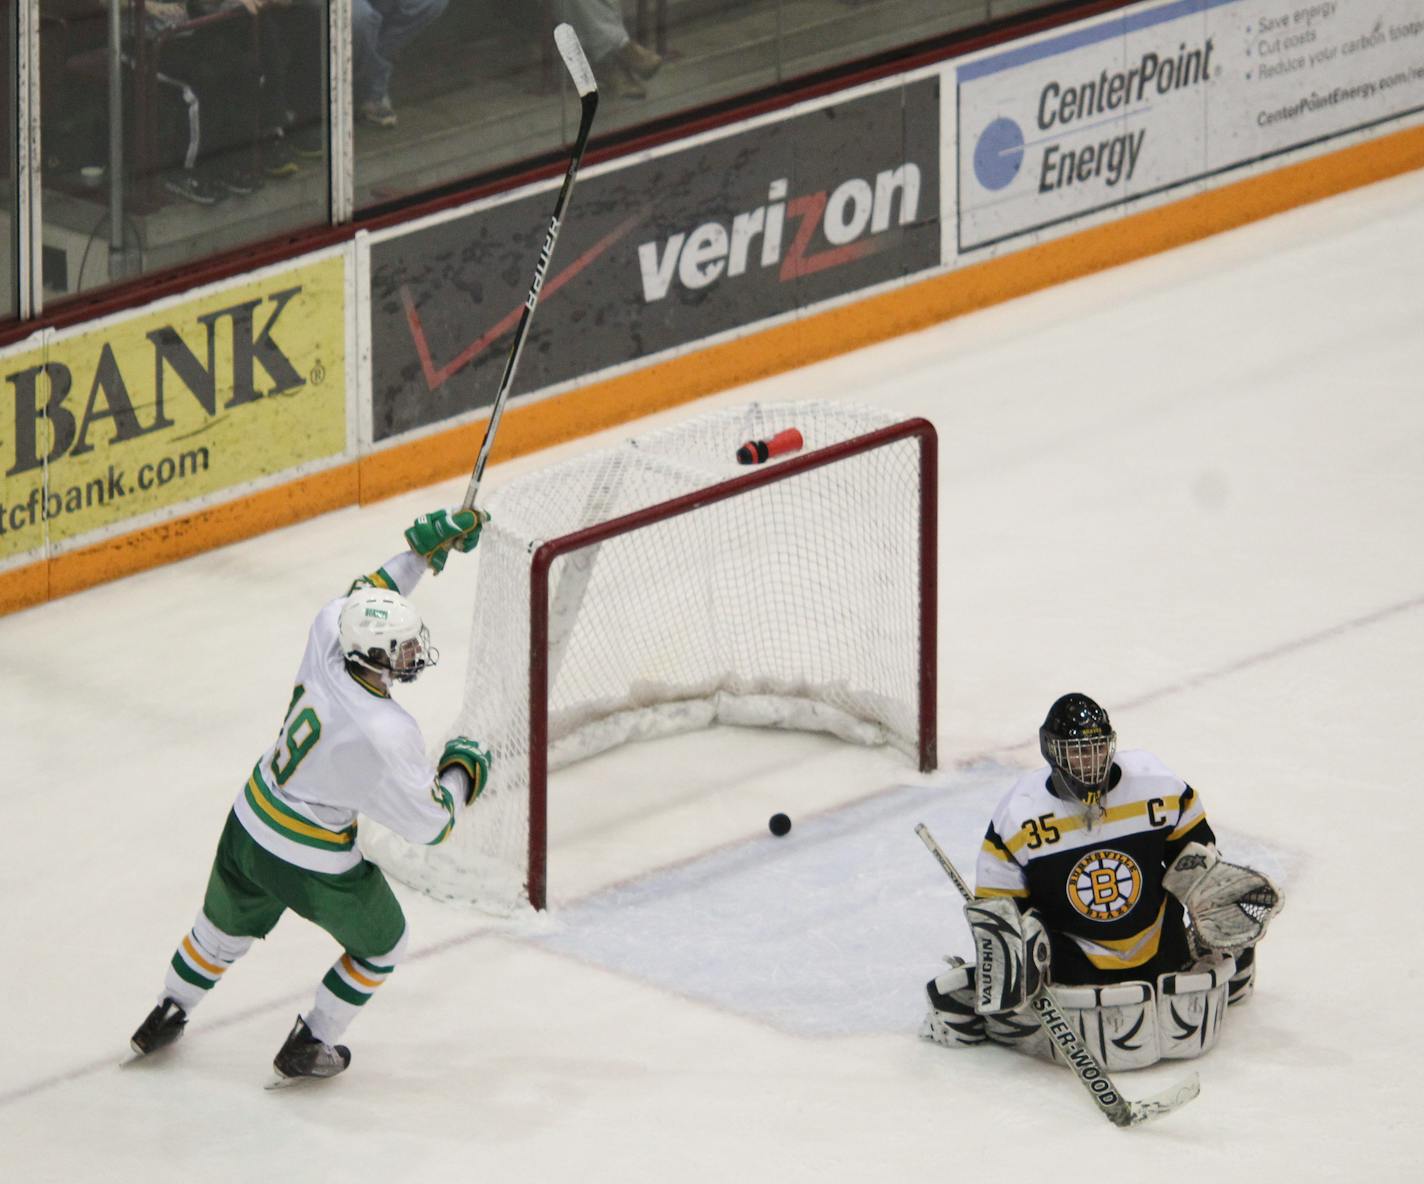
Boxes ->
[338,588,438,683]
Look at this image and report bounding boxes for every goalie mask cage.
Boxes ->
[362,402,937,911]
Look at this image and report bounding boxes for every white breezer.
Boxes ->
[361,401,937,911]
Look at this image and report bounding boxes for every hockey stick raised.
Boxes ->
[913,822,1200,1129]
[457,23,598,513]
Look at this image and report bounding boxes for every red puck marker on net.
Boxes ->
[736,427,804,465]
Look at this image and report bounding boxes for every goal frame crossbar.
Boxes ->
[523,416,939,908]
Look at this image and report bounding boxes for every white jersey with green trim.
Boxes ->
[231,552,462,874]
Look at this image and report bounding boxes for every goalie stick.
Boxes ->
[458,23,599,514]
[914,823,1200,1129]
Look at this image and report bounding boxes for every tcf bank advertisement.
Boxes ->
[956,0,1424,254]
[0,253,348,568]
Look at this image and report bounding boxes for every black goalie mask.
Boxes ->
[1040,693,1116,807]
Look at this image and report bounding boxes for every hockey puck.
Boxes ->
[769,813,791,837]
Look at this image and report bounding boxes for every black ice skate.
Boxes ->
[269,1016,351,1086]
[129,998,187,1057]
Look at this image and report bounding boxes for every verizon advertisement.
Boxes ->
[368,79,940,442]
[957,0,1424,253]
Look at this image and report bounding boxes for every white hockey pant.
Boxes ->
[922,953,1237,1072]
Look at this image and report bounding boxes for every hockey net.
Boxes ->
[362,401,937,911]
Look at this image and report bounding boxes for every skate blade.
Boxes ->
[119,1040,171,1068]
[265,1069,342,1090]
[265,1072,305,1090]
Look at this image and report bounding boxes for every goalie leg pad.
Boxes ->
[920,958,987,1048]
[1053,981,1161,1072]
[983,1004,1054,1061]
[977,961,1240,1071]
[1157,953,1233,1060]
[979,983,1158,1070]
[1227,945,1256,1006]
[921,958,1054,1057]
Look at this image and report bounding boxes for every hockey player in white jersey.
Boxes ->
[921,693,1282,1071]
[128,508,490,1083]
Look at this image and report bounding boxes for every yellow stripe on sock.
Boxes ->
[341,955,384,990]
[182,935,226,978]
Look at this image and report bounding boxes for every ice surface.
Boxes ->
[534,767,1011,1037]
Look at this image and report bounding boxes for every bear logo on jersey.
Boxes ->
[1066,848,1143,921]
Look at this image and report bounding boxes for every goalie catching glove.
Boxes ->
[439,736,492,805]
[964,898,1051,1015]
[405,508,489,574]
[1164,842,1283,954]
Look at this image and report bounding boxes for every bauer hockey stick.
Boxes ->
[913,823,1200,1129]
[458,23,598,513]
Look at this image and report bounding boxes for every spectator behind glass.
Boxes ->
[147,0,265,204]
[253,0,326,176]
[555,0,662,100]
[353,0,449,128]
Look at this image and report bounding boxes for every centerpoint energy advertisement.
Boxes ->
[0,253,347,567]
[957,0,1424,252]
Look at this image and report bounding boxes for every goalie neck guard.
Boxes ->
[1040,693,1116,807]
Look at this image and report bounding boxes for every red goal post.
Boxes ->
[362,402,937,912]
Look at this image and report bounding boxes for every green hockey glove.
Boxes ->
[439,736,492,805]
[405,508,488,573]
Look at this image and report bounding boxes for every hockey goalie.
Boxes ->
[921,694,1283,1071]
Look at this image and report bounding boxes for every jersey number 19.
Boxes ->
[271,685,323,787]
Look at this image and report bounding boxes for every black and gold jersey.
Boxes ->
[974,749,1215,979]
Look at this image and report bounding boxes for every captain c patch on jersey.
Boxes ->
[1066,848,1143,922]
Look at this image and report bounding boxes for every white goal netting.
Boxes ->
[361,400,934,911]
